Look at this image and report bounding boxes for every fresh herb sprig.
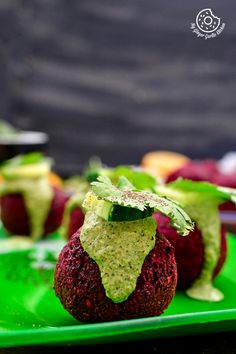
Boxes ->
[91,176,194,236]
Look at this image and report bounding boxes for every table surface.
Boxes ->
[1,331,236,354]
[1,223,236,354]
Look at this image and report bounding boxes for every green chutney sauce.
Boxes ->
[80,212,157,303]
[0,177,53,240]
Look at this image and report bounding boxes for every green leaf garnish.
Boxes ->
[91,176,194,236]
[113,165,157,191]
[166,178,236,204]
[1,152,52,168]
[84,156,112,182]
[1,152,53,179]
[83,157,157,191]
[116,175,136,191]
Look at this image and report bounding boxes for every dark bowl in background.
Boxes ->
[0,131,49,163]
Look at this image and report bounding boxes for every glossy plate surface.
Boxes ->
[0,230,236,348]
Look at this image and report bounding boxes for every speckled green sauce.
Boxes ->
[156,186,223,302]
[184,200,223,301]
[80,212,157,303]
[0,177,53,240]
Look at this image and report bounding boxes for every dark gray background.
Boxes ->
[0,2,235,352]
[0,0,235,175]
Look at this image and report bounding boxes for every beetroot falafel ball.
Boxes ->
[54,227,177,323]
[1,186,68,237]
[166,159,236,192]
[153,212,227,289]
[166,160,218,184]
[165,159,236,213]
[66,207,85,239]
[214,173,236,212]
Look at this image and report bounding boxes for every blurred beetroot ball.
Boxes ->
[54,228,177,323]
[213,172,236,212]
[166,159,236,189]
[67,207,85,239]
[166,160,236,212]
[1,186,68,237]
[212,172,236,189]
[153,212,227,289]
[219,200,236,212]
[166,160,218,183]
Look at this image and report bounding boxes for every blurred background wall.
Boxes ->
[0,0,235,175]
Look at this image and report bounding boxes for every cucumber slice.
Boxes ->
[108,204,153,221]
[83,192,152,221]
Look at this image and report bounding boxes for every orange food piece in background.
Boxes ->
[141,150,190,180]
[47,171,63,187]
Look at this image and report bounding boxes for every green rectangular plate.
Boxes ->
[0,233,236,348]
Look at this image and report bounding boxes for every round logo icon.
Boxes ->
[196,8,220,33]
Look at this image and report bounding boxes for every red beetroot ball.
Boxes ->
[153,212,227,289]
[67,207,85,239]
[166,160,218,183]
[213,172,236,212]
[219,200,236,212]
[166,159,236,190]
[54,228,177,323]
[212,171,236,189]
[1,186,68,237]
